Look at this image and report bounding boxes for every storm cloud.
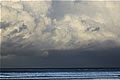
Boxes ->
[0,0,120,68]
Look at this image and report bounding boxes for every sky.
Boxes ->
[0,0,120,68]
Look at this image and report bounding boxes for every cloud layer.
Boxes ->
[1,1,120,58]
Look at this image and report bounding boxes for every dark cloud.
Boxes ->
[1,47,120,68]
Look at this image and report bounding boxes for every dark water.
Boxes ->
[1,68,120,80]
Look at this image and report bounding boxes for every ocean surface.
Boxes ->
[0,68,120,80]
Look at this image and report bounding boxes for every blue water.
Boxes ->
[1,69,120,79]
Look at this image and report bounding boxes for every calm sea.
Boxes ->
[0,68,120,80]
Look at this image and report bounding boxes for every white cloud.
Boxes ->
[1,1,52,55]
[52,14,119,49]
[1,1,120,57]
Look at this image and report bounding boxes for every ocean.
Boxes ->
[0,68,120,80]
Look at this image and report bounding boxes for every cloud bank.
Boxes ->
[1,1,120,58]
